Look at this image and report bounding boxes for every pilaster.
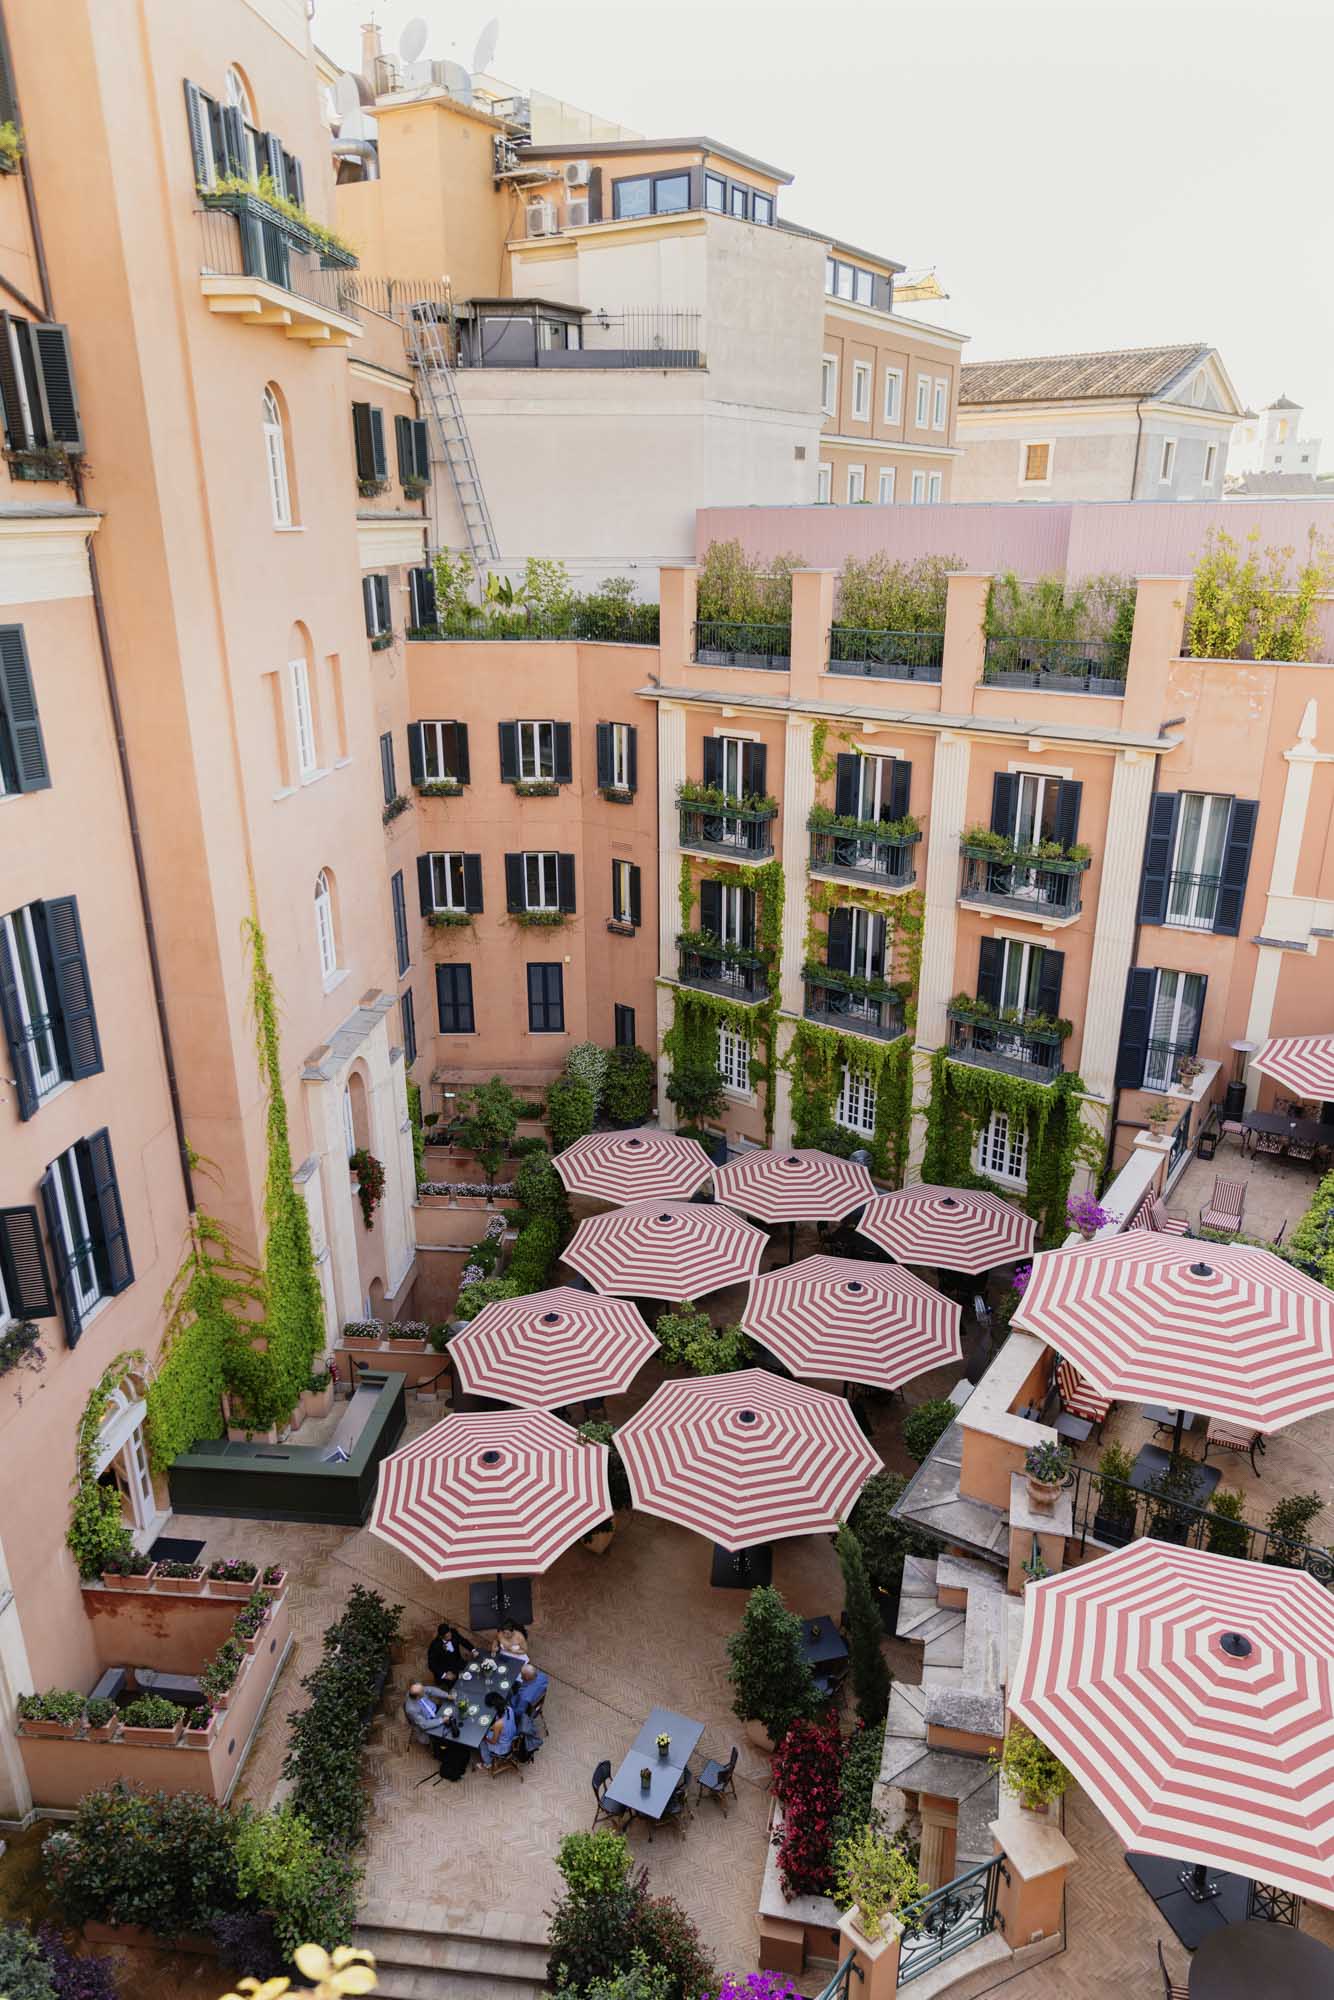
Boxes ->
[915,731,971,1050]
[780,718,815,1017]
[655,983,677,1131]
[657,704,687,977]
[1077,748,1157,1099]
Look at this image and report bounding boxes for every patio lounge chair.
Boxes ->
[1056,1360,1111,1437]
[1199,1176,1246,1234]
[1126,1195,1189,1236]
[1157,1940,1190,1999]
[1202,1418,1265,1477]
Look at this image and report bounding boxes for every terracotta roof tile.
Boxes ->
[960,343,1210,405]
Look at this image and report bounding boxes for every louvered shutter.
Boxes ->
[261,133,286,192]
[352,403,375,480]
[1052,779,1083,850]
[866,913,887,979]
[40,1169,82,1344]
[219,104,248,177]
[0,1206,54,1318]
[625,726,638,793]
[504,854,525,911]
[991,772,1018,836]
[1115,969,1156,1089]
[0,626,49,792]
[552,722,573,784]
[825,907,854,972]
[628,865,642,927]
[498,723,519,783]
[1035,947,1065,1020]
[596,723,613,789]
[379,731,395,803]
[82,1129,132,1298]
[463,855,484,913]
[975,936,1004,1009]
[42,897,102,1080]
[699,878,722,938]
[369,407,387,478]
[395,414,413,483]
[285,153,305,206]
[183,82,213,185]
[557,853,577,913]
[1138,792,1181,924]
[702,738,723,790]
[411,419,429,476]
[0,314,30,451]
[1214,799,1259,936]
[0,919,37,1118]
[409,567,436,627]
[741,743,767,799]
[417,854,434,916]
[361,576,375,636]
[834,753,860,817]
[453,723,471,784]
[391,871,409,973]
[887,759,911,822]
[407,722,426,786]
[375,575,392,632]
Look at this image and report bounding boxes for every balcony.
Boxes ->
[692,621,791,671]
[946,1002,1067,1082]
[676,936,769,1004]
[410,604,660,645]
[827,627,944,683]
[980,636,1126,696]
[1162,870,1222,932]
[456,303,703,371]
[196,197,361,346]
[957,843,1089,924]
[803,966,906,1043]
[679,792,777,859]
[808,814,920,890]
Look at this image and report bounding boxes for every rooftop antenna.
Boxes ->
[472,17,500,73]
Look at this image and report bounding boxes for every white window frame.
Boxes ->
[421,720,460,783]
[314,870,337,981]
[1159,437,1177,483]
[717,1022,752,1098]
[847,464,866,504]
[975,1107,1028,1186]
[290,657,317,779]
[523,850,559,911]
[884,367,903,423]
[851,361,872,422]
[517,720,555,783]
[1142,969,1206,1090]
[914,375,931,427]
[1202,443,1217,485]
[910,471,927,504]
[49,1142,102,1320]
[429,851,468,913]
[611,858,636,926]
[816,463,832,503]
[932,378,948,430]
[847,906,885,980]
[820,355,838,418]
[997,936,1045,1014]
[716,881,749,950]
[877,468,896,504]
[928,472,942,503]
[835,1064,876,1138]
[1021,439,1053,487]
[1166,792,1232,929]
[262,388,291,528]
[341,1086,357,1159]
[610,722,632,791]
[1,906,62,1096]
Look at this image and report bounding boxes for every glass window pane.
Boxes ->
[656,174,690,214]
[614,177,651,219]
[836,263,854,300]
[537,724,554,778]
[825,257,837,295]
[854,269,873,305]
[752,193,773,225]
[705,174,725,212]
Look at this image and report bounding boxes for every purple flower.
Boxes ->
[1066,1192,1114,1235]
[1011,1263,1031,1296]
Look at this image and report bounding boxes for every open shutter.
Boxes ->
[0,920,38,1119]
[1138,792,1180,924]
[375,575,392,632]
[552,722,573,784]
[625,726,638,793]
[379,731,395,803]
[629,865,642,927]
[361,576,375,637]
[453,723,471,785]
[1115,968,1156,1089]
[411,419,430,477]
[587,167,603,223]
[219,104,248,177]
[825,906,854,972]
[40,1169,81,1345]
[352,403,374,481]
[369,408,387,479]
[285,153,305,207]
[742,743,767,799]
[416,854,434,916]
[31,326,82,452]
[504,854,525,912]
[183,81,213,185]
[1185,973,1207,1054]
[990,772,1018,836]
[1213,799,1258,936]
[1034,947,1065,1020]
[407,722,426,786]
[557,853,577,913]
[702,738,723,790]
[887,759,911,822]
[463,855,484,913]
[595,723,613,789]
[42,897,102,1081]
[1052,779,1083,851]
[409,567,436,627]
[834,753,860,817]
[0,1206,54,1319]
[0,626,49,793]
[699,879,722,938]
[975,936,1004,1009]
[866,914,887,980]
[261,133,286,192]
[391,872,409,974]
[0,314,30,450]
[395,414,413,483]
[498,723,519,783]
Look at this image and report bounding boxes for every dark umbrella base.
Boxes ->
[1126,1851,1250,1950]
[469,1576,533,1629]
[710,1542,773,1589]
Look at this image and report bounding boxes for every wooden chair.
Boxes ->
[1056,1360,1111,1438]
[485,1747,523,1781]
[1157,1940,1190,1999]
[1203,1418,1265,1477]
[1199,1176,1246,1234]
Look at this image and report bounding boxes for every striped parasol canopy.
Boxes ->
[712,1148,876,1224]
[1012,1233,1334,1433]
[740,1255,962,1392]
[1252,1035,1334,1104]
[1011,1538,1334,1906]
[857,1183,1036,1273]
[562,1199,768,1300]
[369,1409,610,1581]
[614,1369,880,1550]
[552,1129,712,1205]
[448,1285,658,1408]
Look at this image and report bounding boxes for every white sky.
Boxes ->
[311,0,1334,455]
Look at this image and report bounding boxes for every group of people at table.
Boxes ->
[405,1622,550,1773]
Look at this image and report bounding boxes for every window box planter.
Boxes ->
[369,631,394,652]
[600,787,634,805]
[302,1378,335,1420]
[261,1564,289,1594]
[154,1564,207,1595]
[513,910,567,929]
[20,1716,83,1740]
[239,1615,270,1656]
[427,911,472,930]
[387,1334,427,1351]
[6,445,79,484]
[227,1422,278,1443]
[183,1711,216,1746]
[208,1561,261,1598]
[341,1332,382,1350]
[86,1714,121,1743]
[382,795,410,826]
[357,477,389,498]
[417,780,463,798]
[199,185,358,268]
[100,1562,157,1592]
[402,476,430,500]
[606,919,636,937]
[120,1712,185,1749]
[513,779,561,798]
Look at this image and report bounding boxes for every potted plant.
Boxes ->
[200,1639,245,1711]
[1024,1439,1071,1511]
[725,1584,820,1752]
[154,1559,206,1595]
[182,1704,216,1745]
[1092,1442,1138,1547]
[655,1731,671,1761]
[99,1552,156,1591]
[639,1765,652,1793]
[1066,1191,1113,1241]
[302,1369,335,1421]
[1147,1455,1202,1545]
[1206,1487,1251,1558]
[832,1824,923,1944]
[1177,1055,1204,1087]
[261,1563,288,1594]
[386,1320,429,1351]
[342,1321,383,1349]
[83,1696,119,1742]
[208,1556,260,1599]
[234,1590,275,1654]
[17,1690,87,1738]
[991,1719,1070,1815]
[349,1149,386,1230]
[118,1694,185,1747]
[1145,1097,1176,1133]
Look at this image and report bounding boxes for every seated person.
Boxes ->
[404,1681,455,1742]
[427,1622,476,1685]
[479,1703,516,1767]
[513,1661,549,1718]
[494,1621,529,1662]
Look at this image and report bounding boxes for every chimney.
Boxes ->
[360,19,382,73]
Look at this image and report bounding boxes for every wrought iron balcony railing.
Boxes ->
[808,818,920,889]
[1163,869,1222,931]
[958,845,1089,919]
[679,800,776,859]
[827,626,944,682]
[692,621,791,670]
[676,938,769,1003]
[197,198,360,323]
[981,635,1127,694]
[946,1004,1066,1082]
[803,967,906,1043]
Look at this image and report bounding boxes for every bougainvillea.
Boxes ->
[770,1712,847,1899]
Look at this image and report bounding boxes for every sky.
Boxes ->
[310,0,1334,457]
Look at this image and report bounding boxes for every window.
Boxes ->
[363,574,391,640]
[835,1065,876,1138]
[611,859,641,928]
[523,851,560,911]
[816,463,832,503]
[379,731,396,806]
[314,871,337,981]
[820,356,838,417]
[519,720,555,782]
[928,472,942,503]
[1166,793,1232,928]
[412,719,469,786]
[290,657,317,777]
[704,173,726,212]
[847,465,865,504]
[877,468,896,503]
[390,870,409,975]
[1159,437,1177,483]
[612,171,690,219]
[614,1004,636,1048]
[1022,441,1051,484]
[394,414,430,490]
[408,566,437,629]
[932,379,948,430]
[596,721,637,794]
[752,192,774,226]
[718,1023,752,1096]
[851,362,872,421]
[995,937,1047,1013]
[0,626,50,798]
[40,1130,132,1340]
[46,1142,102,1326]
[825,256,837,294]
[428,851,471,912]
[1,904,64,1105]
[399,987,416,1066]
[1143,969,1206,1090]
[436,963,475,1035]
[225,65,257,128]
[975,1107,1027,1185]
[911,471,927,504]
[884,368,903,423]
[825,257,877,303]
[914,376,931,427]
[351,402,387,486]
[1203,443,1217,485]
[527,962,565,1033]
[341,1086,356,1160]
[261,388,292,527]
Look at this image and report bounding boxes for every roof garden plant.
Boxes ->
[991,1719,1070,1811]
[209,1556,259,1584]
[1185,527,1334,663]
[696,539,799,623]
[832,1824,923,1941]
[985,571,1137,670]
[835,552,961,631]
[17,1690,86,1726]
[202,169,358,264]
[119,1695,181,1731]
[770,1711,846,1898]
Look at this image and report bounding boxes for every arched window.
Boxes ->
[224,68,260,180]
[262,387,292,527]
[314,870,337,981]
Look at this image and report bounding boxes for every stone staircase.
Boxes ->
[353,1900,549,2000]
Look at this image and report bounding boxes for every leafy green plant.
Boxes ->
[986,571,1137,669]
[119,1696,180,1730]
[578,1421,633,1514]
[202,169,356,262]
[506,1215,562,1291]
[83,1698,117,1731]
[654,1302,715,1366]
[808,802,920,844]
[431,546,477,618]
[283,1585,401,1851]
[548,1073,596,1153]
[455,1276,522,1321]
[515,1147,569,1225]
[602,1045,655,1126]
[991,1720,1069,1810]
[0,1318,43,1376]
[67,1352,142,1578]
[552,1956,672,2000]
[565,1042,610,1115]
[832,1825,923,1941]
[726,1585,819,1740]
[682,1321,751,1375]
[830,1719,886,1858]
[234,1805,361,1956]
[44,1782,243,1937]
[0,1924,56,2000]
[836,1523,890,1723]
[1185,527,1333,663]
[1207,1487,1251,1558]
[555,1830,632,1902]
[835,552,960,632]
[200,1638,244,1703]
[849,1471,936,1599]
[1265,1490,1325,1565]
[1024,1440,1072,1485]
[676,777,779,815]
[17,1690,86,1725]
[664,1052,725,1128]
[348,1149,385,1229]
[902,1398,956,1464]
[456,1077,522,1188]
[696,539,800,622]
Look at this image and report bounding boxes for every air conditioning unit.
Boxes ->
[566,196,590,228]
[562,159,591,188]
[526,198,558,237]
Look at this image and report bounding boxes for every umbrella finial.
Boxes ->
[1189,1260,1214,1279]
[845,1279,866,1295]
[940,1195,960,1209]
[1219,1630,1254,1659]
[479,1449,502,1466]
[540,1311,561,1324]
[737,1409,759,1426]
[625,1137,644,1149]
[785,1155,801,1166]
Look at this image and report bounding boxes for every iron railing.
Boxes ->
[458,305,703,370]
[946,1006,1066,1082]
[828,627,945,682]
[408,605,660,645]
[342,274,454,322]
[196,202,360,323]
[809,822,920,889]
[1141,1036,1202,1093]
[804,970,906,1043]
[981,635,1127,693]
[1067,1465,1333,1581]
[692,620,791,670]
[897,1854,1007,1985]
[1164,869,1222,931]
[677,939,769,1003]
[813,1955,863,2000]
[958,847,1088,919]
[679,801,776,859]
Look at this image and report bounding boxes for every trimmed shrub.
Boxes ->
[282,1585,401,1851]
[455,1276,522,1321]
[548,1074,595,1152]
[564,1042,609,1114]
[602,1045,655,1127]
[902,1398,956,1464]
[44,1783,242,1937]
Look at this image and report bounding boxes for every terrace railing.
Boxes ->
[1068,1465,1334,1583]
[897,1854,1007,1984]
[692,620,791,670]
[981,635,1127,694]
[804,968,906,1043]
[197,200,360,322]
[946,1005,1066,1082]
[677,937,769,1003]
[679,800,777,859]
[809,820,920,889]
[408,604,660,644]
[958,845,1088,919]
[828,626,944,682]
[1163,869,1223,931]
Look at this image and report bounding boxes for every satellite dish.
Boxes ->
[472,17,499,73]
[440,59,473,99]
[335,70,369,138]
[399,16,429,63]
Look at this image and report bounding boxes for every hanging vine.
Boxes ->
[67,1350,146,1580]
[670,856,786,1142]
[782,1020,914,1183]
[804,880,924,1027]
[919,1048,1102,1243]
[144,1202,263,1474]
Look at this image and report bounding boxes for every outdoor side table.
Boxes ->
[798,1614,849,1671]
[1190,1919,1334,1998]
[1054,1412,1093,1446]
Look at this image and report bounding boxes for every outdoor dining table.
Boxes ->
[430,1648,526,1752]
[1189,1918,1334,1997]
[799,1614,849,1672]
[1243,1109,1334,1152]
[604,1705,704,1820]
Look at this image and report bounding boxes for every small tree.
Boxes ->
[665,1052,725,1130]
[654,1301,715,1366]
[835,1523,890,1724]
[726,1585,818,1742]
[548,1073,595,1152]
[565,1042,609,1115]
[456,1076,521,1189]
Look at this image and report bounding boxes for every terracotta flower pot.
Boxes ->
[261,1568,288,1595]
[387,1337,427,1351]
[207,1685,232,1712]
[121,1715,184,1748]
[303,1383,335,1421]
[85,1720,119,1743]
[183,1716,215,1746]
[1019,1797,1051,1817]
[20,1717,81,1739]
[745,1717,776,1753]
[341,1335,381,1351]
[226,1424,278,1443]
[1026,1475,1063,1512]
[210,1575,260,1599]
[100,1565,156,1591]
[155,1573,206,1595]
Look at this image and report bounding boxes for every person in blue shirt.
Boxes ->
[514,1661,549,1719]
[405,1682,453,1740]
[480,1703,516,1767]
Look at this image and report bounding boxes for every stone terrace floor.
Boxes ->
[1169,1139,1322,1248]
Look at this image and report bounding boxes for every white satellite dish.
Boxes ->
[472,17,499,73]
[399,16,429,63]
[440,59,473,100]
[335,69,369,139]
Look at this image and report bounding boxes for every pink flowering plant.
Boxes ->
[1067,1191,1114,1237]
[704,1978,801,2000]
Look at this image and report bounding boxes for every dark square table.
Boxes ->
[1190,1918,1334,1997]
[605,1705,705,1820]
[710,1542,772,1589]
[1244,1109,1334,1153]
[1129,1444,1221,1506]
[469,1576,533,1630]
[427,1649,526,1751]
[1126,1852,1250,1951]
[632,1706,705,1767]
[1054,1412,1093,1445]
[798,1615,849,1672]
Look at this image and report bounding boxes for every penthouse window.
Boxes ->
[612,172,690,219]
[825,258,875,306]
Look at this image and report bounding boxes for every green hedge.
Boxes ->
[282,1585,402,1850]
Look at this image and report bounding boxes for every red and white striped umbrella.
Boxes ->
[369,1409,610,1581]
[740,1255,962,1392]
[713,1148,876,1224]
[448,1285,658,1408]
[614,1368,880,1550]
[1012,1233,1334,1432]
[553,1129,712,1205]
[1012,1539,1334,1906]
[562,1200,768,1299]
[858,1183,1036,1273]
[1252,1035,1334,1104]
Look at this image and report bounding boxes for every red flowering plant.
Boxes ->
[770,1712,847,1900]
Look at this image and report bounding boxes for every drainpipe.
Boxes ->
[3,3,196,1212]
[1128,399,1148,500]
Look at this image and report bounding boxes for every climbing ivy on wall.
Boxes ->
[670,856,786,1142]
[67,1350,146,1580]
[920,1048,1102,1244]
[804,880,924,1026]
[783,1021,914,1184]
[406,1078,425,1191]
[144,1201,264,1474]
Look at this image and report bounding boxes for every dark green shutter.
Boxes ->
[407,722,426,786]
[834,753,860,817]
[557,853,577,912]
[395,414,413,482]
[352,403,374,480]
[825,907,853,971]
[866,913,887,979]
[553,723,573,783]
[391,871,409,974]
[399,988,416,1065]
[285,154,305,206]
[1115,968,1156,1088]
[453,723,471,784]
[261,133,286,190]
[625,726,638,792]
[0,626,49,792]
[504,854,525,911]
[0,313,28,449]
[219,105,248,177]
[1052,780,1082,850]
[369,407,387,478]
[975,936,1004,1008]
[375,575,392,631]
[1138,793,1180,924]
[628,865,642,927]
[40,1168,81,1343]
[498,722,519,783]
[595,723,613,789]
[1214,800,1258,935]
[463,855,484,912]
[361,577,375,636]
[409,567,436,627]
[183,81,212,184]
[0,919,37,1118]
[741,743,767,798]
[0,1206,54,1319]
[380,731,396,803]
[417,854,434,916]
[1035,948,1064,1020]
[411,419,430,476]
[702,738,723,790]
[887,759,911,822]
[699,879,722,938]
[42,897,102,1080]
[991,772,1018,835]
[82,1128,132,1297]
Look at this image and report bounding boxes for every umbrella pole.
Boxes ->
[1172,1409,1186,1459]
[788,1220,796,1266]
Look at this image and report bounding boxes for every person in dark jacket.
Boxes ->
[426,1622,476,1684]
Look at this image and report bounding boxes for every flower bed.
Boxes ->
[770,1713,846,1899]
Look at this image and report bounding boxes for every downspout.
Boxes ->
[1128,399,1148,499]
[4,4,196,1212]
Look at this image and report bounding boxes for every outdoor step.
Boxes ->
[901,1553,939,1599]
[955,1769,1002,1865]
[923,1618,967,1670]
[356,1903,548,1950]
[886,1681,928,1742]
[899,1600,965,1648]
[936,1551,1004,1597]
[370,1977,548,2000]
[921,1661,964,1689]
[352,1928,547,1986]
[877,1744,995,1807]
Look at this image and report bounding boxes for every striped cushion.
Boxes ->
[1206,1420,1257,1454]
[1147,1198,1190,1237]
[1058,1360,1110,1422]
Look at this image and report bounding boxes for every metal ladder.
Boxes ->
[401,300,500,570]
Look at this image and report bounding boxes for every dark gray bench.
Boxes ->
[89,1667,128,1707]
[133,1668,207,1711]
